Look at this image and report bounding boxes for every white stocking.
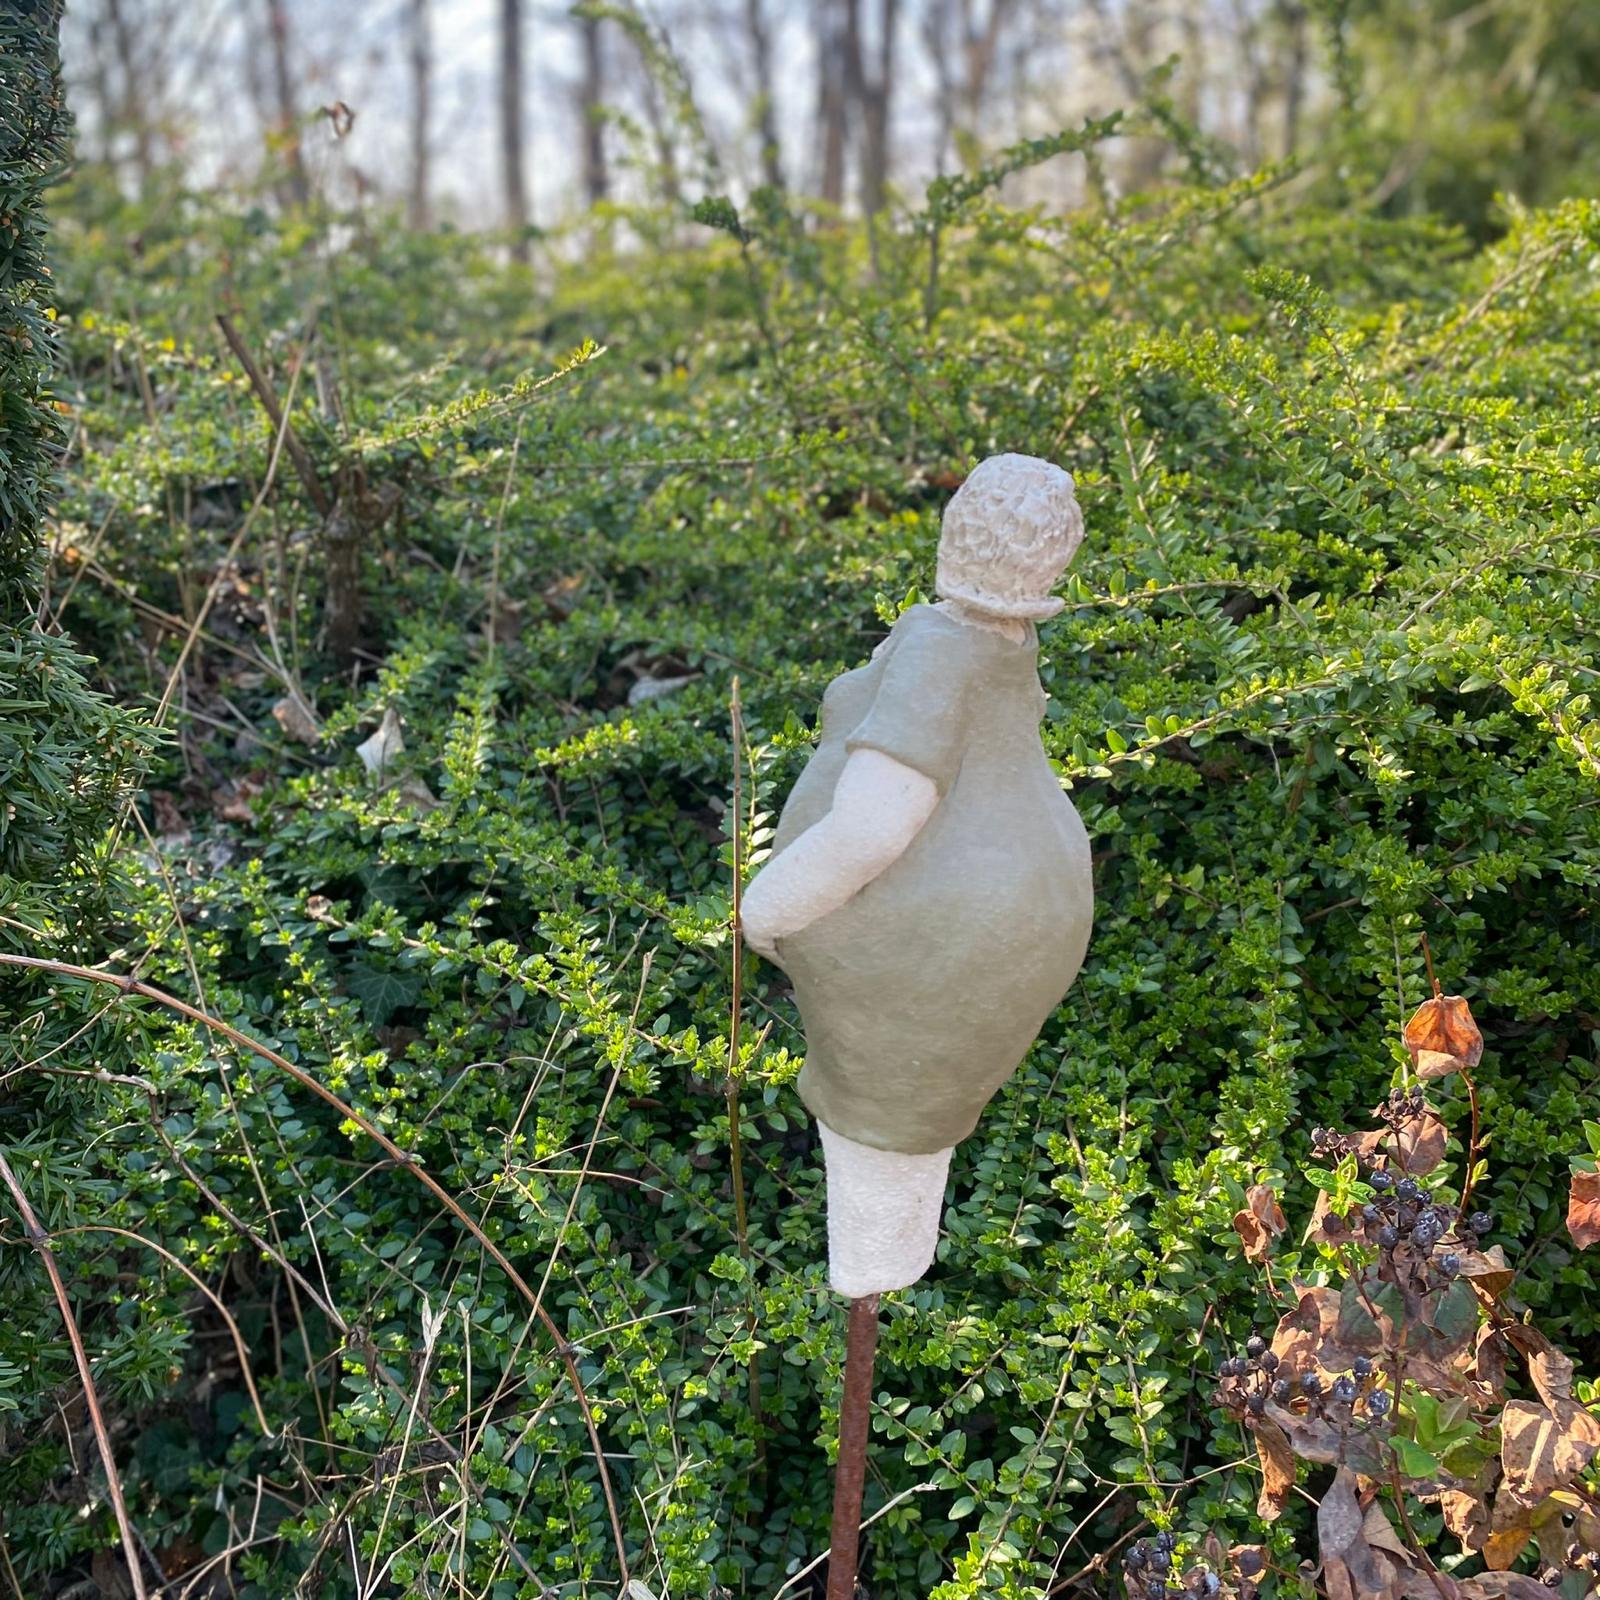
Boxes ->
[819,1121,954,1298]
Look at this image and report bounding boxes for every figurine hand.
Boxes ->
[734,748,937,962]
[738,874,783,959]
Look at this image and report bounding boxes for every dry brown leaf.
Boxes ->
[1501,1323,1579,1410]
[1403,994,1484,1076]
[1576,1500,1600,1555]
[1415,1048,1464,1080]
[1439,1485,1490,1552]
[393,776,440,814]
[272,694,320,744]
[1354,1104,1448,1175]
[1252,1412,1297,1521]
[1318,1467,1365,1557]
[1459,1576,1559,1599]
[1233,1183,1287,1262]
[1318,1468,1407,1599]
[211,773,266,823]
[1483,1489,1534,1572]
[1472,1324,1508,1400]
[356,707,404,776]
[1500,1396,1600,1501]
[1262,1398,1387,1475]
[1569,1168,1600,1251]
[1457,1245,1514,1303]
[1270,1286,1342,1377]
[1392,1106,1449,1175]
[1362,1499,1412,1563]
[1436,1454,1499,1553]
[1321,1555,1358,1600]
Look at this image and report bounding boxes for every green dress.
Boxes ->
[769,604,1094,1154]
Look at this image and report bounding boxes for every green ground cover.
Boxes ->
[4,95,1600,1600]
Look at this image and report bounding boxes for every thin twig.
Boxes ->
[726,677,765,1447]
[216,313,333,517]
[826,1293,881,1600]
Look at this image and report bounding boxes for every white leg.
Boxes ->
[818,1121,954,1298]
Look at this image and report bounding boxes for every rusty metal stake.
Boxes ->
[826,1293,881,1600]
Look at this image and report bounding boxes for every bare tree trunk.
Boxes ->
[956,0,1014,157]
[84,7,118,168]
[846,0,898,217]
[500,0,530,261]
[1230,0,1266,166]
[408,0,431,229]
[815,0,848,204]
[921,0,956,173]
[264,0,309,207]
[579,10,608,205]
[1279,0,1308,158]
[743,0,784,191]
[1085,0,1163,191]
[105,0,153,184]
[637,66,681,204]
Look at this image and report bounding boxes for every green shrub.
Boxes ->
[2,142,1599,1598]
[0,0,145,913]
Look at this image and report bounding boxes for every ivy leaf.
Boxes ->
[346,961,422,1026]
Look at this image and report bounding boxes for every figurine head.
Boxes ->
[935,453,1084,621]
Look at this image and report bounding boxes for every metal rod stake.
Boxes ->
[826,1293,881,1600]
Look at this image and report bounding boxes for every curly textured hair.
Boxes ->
[935,453,1084,620]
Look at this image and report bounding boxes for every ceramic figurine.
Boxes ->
[740,453,1094,1299]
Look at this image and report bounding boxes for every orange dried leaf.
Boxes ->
[1568,1168,1600,1251]
[1403,994,1484,1074]
[1392,1105,1448,1175]
[1232,1182,1286,1262]
[1414,1049,1461,1080]
[1456,1244,1514,1304]
[1252,1413,1297,1521]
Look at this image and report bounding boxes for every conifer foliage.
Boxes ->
[0,0,144,900]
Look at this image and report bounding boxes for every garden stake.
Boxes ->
[826,1293,881,1600]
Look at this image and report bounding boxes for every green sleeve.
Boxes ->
[844,612,971,793]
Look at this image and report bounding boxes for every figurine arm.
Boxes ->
[739,747,938,957]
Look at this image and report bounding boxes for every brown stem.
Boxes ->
[726,677,766,1450]
[0,1153,151,1600]
[216,313,333,517]
[1457,1066,1483,1215]
[0,952,630,1586]
[1421,930,1441,1001]
[826,1294,880,1600]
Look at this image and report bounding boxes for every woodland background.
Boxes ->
[4,1,1600,1598]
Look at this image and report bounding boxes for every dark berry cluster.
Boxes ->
[1351,1165,1491,1291]
[1216,1338,1391,1427]
[1122,1533,1220,1600]
[1309,1125,1355,1160]
[1377,1087,1428,1129]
